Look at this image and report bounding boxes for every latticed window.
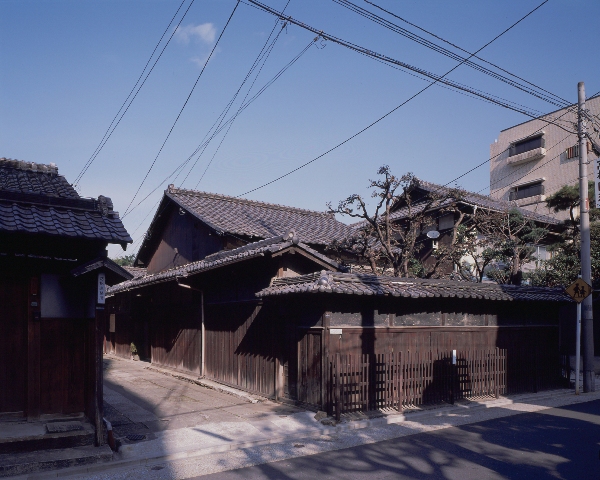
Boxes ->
[566,141,592,159]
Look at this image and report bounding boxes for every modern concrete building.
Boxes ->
[490,95,600,222]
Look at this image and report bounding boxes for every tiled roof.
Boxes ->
[165,186,354,245]
[108,234,343,295]
[0,158,77,198]
[257,271,572,302]
[123,266,147,279]
[350,179,560,229]
[403,180,559,225]
[71,257,134,285]
[0,158,132,245]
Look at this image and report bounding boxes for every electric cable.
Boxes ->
[181,5,292,187]
[123,1,241,217]
[174,10,291,186]
[242,1,578,132]
[121,36,316,219]
[75,0,196,186]
[237,0,557,198]
[341,0,571,108]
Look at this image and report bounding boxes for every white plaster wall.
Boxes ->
[489,96,600,221]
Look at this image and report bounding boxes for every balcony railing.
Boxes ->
[509,183,544,201]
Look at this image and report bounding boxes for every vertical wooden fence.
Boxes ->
[328,347,566,419]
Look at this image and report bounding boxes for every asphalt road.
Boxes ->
[198,399,600,480]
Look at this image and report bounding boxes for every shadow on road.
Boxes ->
[198,399,600,480]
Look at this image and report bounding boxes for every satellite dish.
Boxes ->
[426,230,440,239]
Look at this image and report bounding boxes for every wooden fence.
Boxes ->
[328,348,566,419]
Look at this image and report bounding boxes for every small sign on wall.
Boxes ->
[97,273,106,305]
[109,314,116,333]
[330,328,343,335]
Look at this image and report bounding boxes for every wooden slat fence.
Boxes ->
[329,348,508,419]
[329,348,569,419]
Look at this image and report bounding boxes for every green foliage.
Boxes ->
[130,342,138,354]
[545,180,596,224]
[527,223,600,287]
[113,254,136,266]
[472,208,549,285]
[528,181,600,286]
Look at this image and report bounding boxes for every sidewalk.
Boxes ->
[17,357,600,479]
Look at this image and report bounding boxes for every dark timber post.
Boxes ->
[94,272,106,446]
[27,276,41,420]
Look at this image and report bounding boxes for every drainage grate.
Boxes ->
[126,434,146,441]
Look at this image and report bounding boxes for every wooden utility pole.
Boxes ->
[577,82,595,393]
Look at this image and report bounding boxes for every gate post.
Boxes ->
[335,353,341,422]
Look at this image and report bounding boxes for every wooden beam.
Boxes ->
[27,276,40,420]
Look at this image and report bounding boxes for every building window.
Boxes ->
[566,141,592,159]
[438,213,455,230]
[509,135,544,157]
[509,181,544,201]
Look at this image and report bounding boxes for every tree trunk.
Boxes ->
[509,253,522,285]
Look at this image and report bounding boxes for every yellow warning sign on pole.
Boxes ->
[565,278,592,303]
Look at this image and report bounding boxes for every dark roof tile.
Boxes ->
[166,186,354,245]
[257,271,571,302]
[0,159,131,245]
[108,234,343,295]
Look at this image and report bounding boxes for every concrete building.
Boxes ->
[490,95,600,222]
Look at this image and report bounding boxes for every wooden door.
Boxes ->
[40,319,87,414]
[281,327,297,400]
[298,330,322,407]
[0,275,28,414]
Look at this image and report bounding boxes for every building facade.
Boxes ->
[490,95,600,221]
[0,157,131,445]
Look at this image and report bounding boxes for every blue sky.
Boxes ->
[1,0,599,258]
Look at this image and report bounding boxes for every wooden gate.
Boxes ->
[0,275,28,414]
[297,330,322,407]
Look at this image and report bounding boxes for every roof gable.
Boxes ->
[387,179,560,225]
[166,186,354,245]
[0,158,132,246]
[109,234,344,295]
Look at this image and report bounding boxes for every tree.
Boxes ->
[526,184,600,287]
[327,166,466,278]
[112,254,136,267]
[545,180,596,225]
[473,208,549,285]
[453,223,502,283]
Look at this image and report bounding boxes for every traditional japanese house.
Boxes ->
[257,271,572,411]
[108,233,572,413]
[0,158,132,446]
[133,185,355,274]
[107,233,345,387]
[345,179,562,279]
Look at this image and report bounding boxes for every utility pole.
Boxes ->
[577,81,595,393]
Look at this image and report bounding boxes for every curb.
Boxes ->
[141,366,262,404]
[105,354,263,404]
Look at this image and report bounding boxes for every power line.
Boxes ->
[124,3,295,253]
[75,0,195,186]
[123,1,241,217]
[182,4,293,187]
[237,0,554,198]
[242,1,580,131]
[356,0,570,108]
[121,35,316,219]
